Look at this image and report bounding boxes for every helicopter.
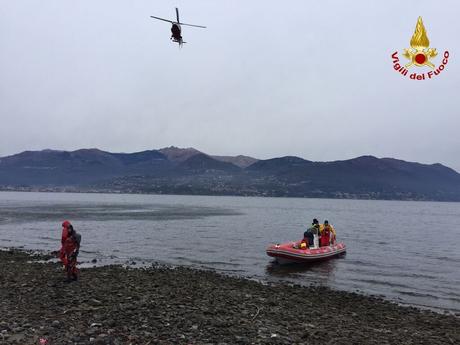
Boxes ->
[150,8,206,46]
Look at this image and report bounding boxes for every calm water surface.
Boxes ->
[0,191,459,313]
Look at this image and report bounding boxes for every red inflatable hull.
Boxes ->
[266,241,346,264]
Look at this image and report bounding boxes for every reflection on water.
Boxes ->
[266,255,343,277]
[0,191,460,314]
[265,254,346,287]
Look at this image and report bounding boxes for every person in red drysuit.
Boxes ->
[320,222,332,247]
[59,221,81,281]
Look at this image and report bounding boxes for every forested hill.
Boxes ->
[1,147,460,201]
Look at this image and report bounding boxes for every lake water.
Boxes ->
[0,191,459,314]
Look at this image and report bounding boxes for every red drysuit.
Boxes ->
[320,227,331,247]
[59,221,80,279]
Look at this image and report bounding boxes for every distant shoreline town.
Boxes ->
[1,146,460,202]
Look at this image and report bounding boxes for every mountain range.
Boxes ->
[1,146,460,201]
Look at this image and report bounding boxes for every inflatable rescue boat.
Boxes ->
[266,241,346,264]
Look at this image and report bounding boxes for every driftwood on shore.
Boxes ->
[0,249,459,344]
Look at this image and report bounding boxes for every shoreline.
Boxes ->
[1,189,458,203]
[3,245,459,316]
[1,249,459,344]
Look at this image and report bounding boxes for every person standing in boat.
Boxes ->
[320,220,336,246]
[325,220,337,243]
[312,218,322,248]
[304,218,320,248]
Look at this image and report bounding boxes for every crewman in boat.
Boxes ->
[320,220,336,246]
[312,218,322,248]
[304,219,320,248]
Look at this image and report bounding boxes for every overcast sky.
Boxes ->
[1,1,459,170]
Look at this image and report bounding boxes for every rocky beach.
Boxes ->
[0,249,459,345]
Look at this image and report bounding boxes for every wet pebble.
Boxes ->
[1,249,459,345]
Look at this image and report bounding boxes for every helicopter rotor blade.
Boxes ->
[176,7,180,23]
[178,22,206,28]
[150,15,174,24]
